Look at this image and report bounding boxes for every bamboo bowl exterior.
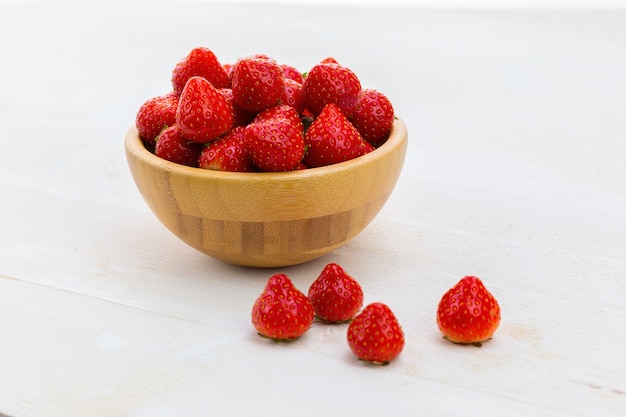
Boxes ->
[125,119,408,268]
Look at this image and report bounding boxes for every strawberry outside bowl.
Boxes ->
[124,118,408,268]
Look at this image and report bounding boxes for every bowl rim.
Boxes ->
[125,117,408,183]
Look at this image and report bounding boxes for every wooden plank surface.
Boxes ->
[0,1,625,416]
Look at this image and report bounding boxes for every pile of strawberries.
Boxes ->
[251,263,502,365]
[135,47,396,172]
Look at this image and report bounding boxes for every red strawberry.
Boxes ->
[199,126,256,172]
[223,63,233,79]
[347,302,405,364]
[281,63,304,84]
[171,47,230,95]
[250,53,274,61]
[249,101,301,126]
[154,125,203,167]
[231,56,285,113]
[300,108,315,119]
[303,103,374,167]
[281,78,305,114]
[251,273,314,341]
[436,276,501,346]
[308,263,364,323]
[246,105,305,172]
[176,76,234,143]
[350,89,395,146]
[135,92,179,148]
[217,88,255,127]
[300,108,316,131]
[302,61,361,117]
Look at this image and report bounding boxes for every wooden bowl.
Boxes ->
[124,119,408,268]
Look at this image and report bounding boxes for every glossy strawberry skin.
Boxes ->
[281,78,305,114]
[231,56,285,113]
[217,88,255,128]
[223,63,233,79]
[436,276,501,346]
[308,263,364,323]
[176,76,234,143]
[347,302,405,364]
[280,63,304,84]
[350,89,395,146]
[303,103,374,168]
[251,273,314,341]
[251,103,301,126]
[199,126,256,172]
[154,125,203,167]
[171,47,230,95]
[302,62,361,117]
[246,105,305,172]
[135,92,179,148]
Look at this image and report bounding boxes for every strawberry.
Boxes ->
[300,108,316,132]
[176,76,234,143]
[281,78,305,114]
[303,103,374,168]
[246,105,305,172]
[302,61,361,117]
[231,56,285,113]
[135,92,179,148]
[171,47,230,95]
[281,63,304,84]
[250,53,274,61]
[154,125,203,167]
[217,88,255,127]
[436,276,501,346]
[249,101,301,126]
[251,273,314,341]
[223,63,233,79]
[308,263,364,323]
[347,302,405,365]
[199,126,256,172]
[350,89,395,146]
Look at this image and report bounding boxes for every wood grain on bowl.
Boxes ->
[125,119,408,267]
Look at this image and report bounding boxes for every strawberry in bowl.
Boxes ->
[126,47,408,267]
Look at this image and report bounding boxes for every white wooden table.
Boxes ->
[1,1,625,416]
